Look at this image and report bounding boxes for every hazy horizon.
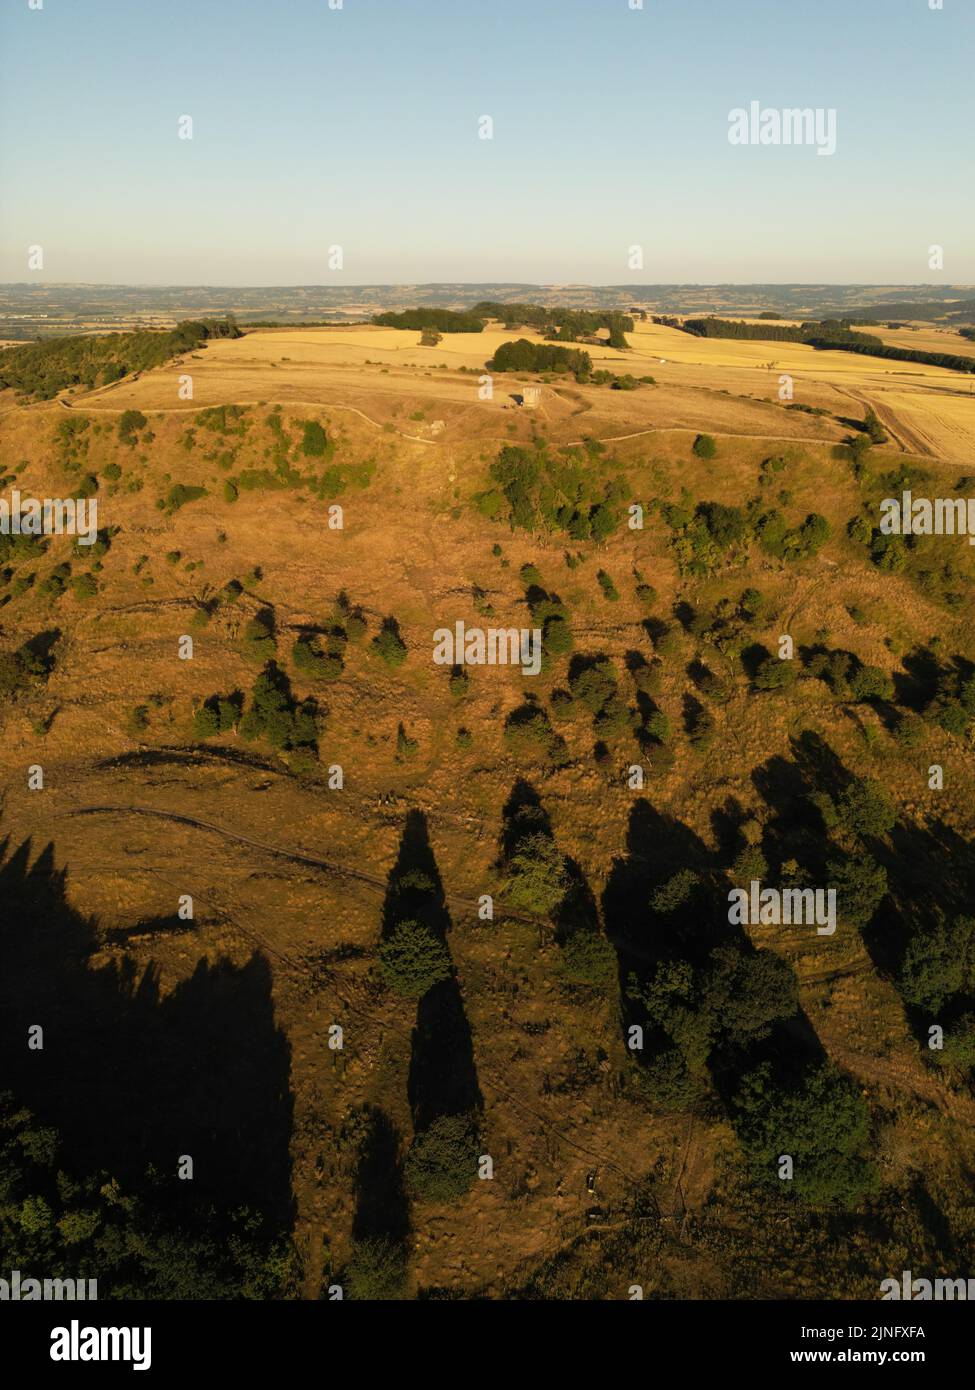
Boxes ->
[3,279,975,291]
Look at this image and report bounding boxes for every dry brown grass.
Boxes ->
[1,340,974,1298]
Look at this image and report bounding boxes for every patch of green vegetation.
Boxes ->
[343,1236,408,1301]
[379,919,451,998]
[239,664,320,752]
[503,829,568,916]
[192,692,244,739]
[503,703,566,765]
[118,410,149,446]
[195,404,248,436]
[478,442,627,540]
[0,631,59,701]
[472,302,633,342]
[692,433,717,459]
[161,483,208,515]
[396,723,419,760]
[70,572,98,601]
[242,612,277,663]
[373,619,408,669]
[404,1113,480,1202]
[596,569,620,601]
[374,308,485,333]
[292,633,342,681]
[0,1090,294,1298]
[37,563,72,599]
[734,1062,878,1206]
[489,340,592,378]
[300,421,327,457]
[658,490,830,577]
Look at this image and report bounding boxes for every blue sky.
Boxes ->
[1,0,971,284]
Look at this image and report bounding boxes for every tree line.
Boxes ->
[472,301,633,342]
[678,317,975,373]
[372,309,485,333]
[682,316,881,346]
[0,317,242,400]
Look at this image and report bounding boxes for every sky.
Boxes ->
[0,0,972,286]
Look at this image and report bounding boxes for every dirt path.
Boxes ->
[56,390,438,445]
[564,424,842,450]
[54,794,696,974]
[50,382,848,453]
[826,1038,975,1124]
[60,802,537,925]
[831,381,931,458]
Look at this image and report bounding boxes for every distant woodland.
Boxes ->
[679,317,975,373]
[0,317,242,400]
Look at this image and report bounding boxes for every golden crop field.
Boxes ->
[51,318,975,465]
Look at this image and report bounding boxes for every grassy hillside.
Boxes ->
[1,340,974,1299]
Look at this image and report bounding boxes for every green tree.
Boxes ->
[692,433,717,460]
[733,1062,878,1205]
[862,408,888,445]
[373,620,408,669]
[344,1237,408,1300]
[192,704,221,739]
[753,656,797,692]
[118,410,147,444]
[836,777,896,838]
[404,1113,479,1202]
[503,705,564,763]
[242,614,276,662]
[560,925,617,988]
[900,916,975,1014]
[0,1091,295,1299]
[651,870,701,916]
[301,421,327,457]
[378,920,452,998]
[504,832,568,915]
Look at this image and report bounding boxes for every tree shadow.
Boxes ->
[350,1106,410,1247]
[380,808,451,943]
[0,835,295,1229]
[682,690,707,739]
[894,645,942,712]
[865,816,975,988]
[748,731,975,1050]
[499,778,553,860]
[554,856,600,946]
[740,641,773,680]
[21,627,62,672]
[408,977,483,1131]
[709,795,751,862]
[379,813,483,1132]
[601,798,826,1112]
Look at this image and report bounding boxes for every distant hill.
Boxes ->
[1,283,973,340]
[814,298,975,324]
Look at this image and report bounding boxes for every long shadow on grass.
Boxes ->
[350,1106,411,1247]
[380,812,483,1130]
[0,835,295,1231]
[601,798,826,1112]
[751,730,975,1054]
